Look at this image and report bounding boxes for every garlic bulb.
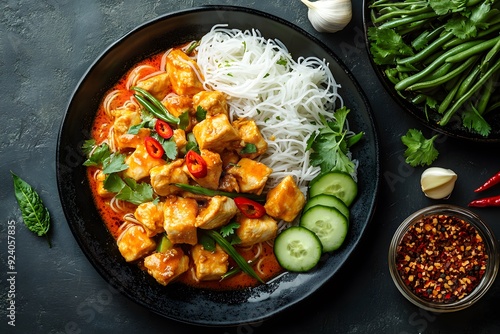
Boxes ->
[301,0,353,33]
[420,167,458,199]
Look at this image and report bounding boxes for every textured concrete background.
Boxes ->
[1,0,500,333]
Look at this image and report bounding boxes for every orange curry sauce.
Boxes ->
[87,50,283,290]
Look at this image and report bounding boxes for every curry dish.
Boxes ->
[85,41,307,289]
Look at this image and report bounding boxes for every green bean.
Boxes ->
[481,37,500,72]
[378,11,438,30]
[373,6,432,23]
[440,58,500,125]
[131,86,180,124]
[437,69,472,114]
[398,31,454,65]
[456,64,481,98]
[204,230,264,284]
[394,40,483,91]
[446,36,500,63]
[407,56,478,91]
[172,183,267,202]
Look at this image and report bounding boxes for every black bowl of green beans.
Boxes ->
[363,0,500,142]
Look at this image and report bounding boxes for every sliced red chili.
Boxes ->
[155,119,173,139]
[144,136,164,159]
[185,150,207,178]
[234,197,266,219]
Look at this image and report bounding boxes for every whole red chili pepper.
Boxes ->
[185,150,207,178]
[234,197,266,219]
[468,195,500,207]
[474,170,500,192]
[155,119,173,139]
[144,136,164,159]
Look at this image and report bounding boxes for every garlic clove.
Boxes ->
[301,0,353,33]
[420,167,458,199]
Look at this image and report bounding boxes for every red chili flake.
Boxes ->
[395,214,488,304]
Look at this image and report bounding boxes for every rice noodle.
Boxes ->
[196,25,343,194]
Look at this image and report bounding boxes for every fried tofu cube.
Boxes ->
[218,174,240,192]
[112,109,151,150]
[163,196,198,245]
[192,90,229,117]
[134,202,164,237]
[264,175,306,222]
[166,49,204,96]
[172,129,188,151]
[191,244,229,281]
[123,144,165,181]
[143,248,190,286]
[162,94,193,118]
[135,72,172,101]
[149,159,188,196]
[195,196,238,230]
[117,225,156,262]
[192,113,242,153]
[226,158,272,195]
[235,214,278,247]
[232,118,268,159]
[183,149,222,190]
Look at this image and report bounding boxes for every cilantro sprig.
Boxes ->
[308,106,364,176]
[401,129,439,167]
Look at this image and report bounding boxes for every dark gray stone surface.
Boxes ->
[1,0,499,333]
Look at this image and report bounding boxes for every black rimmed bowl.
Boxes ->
[362,0,500,143]
[56,5,380,326]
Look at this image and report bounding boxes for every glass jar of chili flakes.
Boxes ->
[389,205,499,312]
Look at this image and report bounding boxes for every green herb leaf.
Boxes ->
[277,56,288,66]
[195,105,207,122]
[83,143,111,167]
[179,111,190,130]
[367,27,414,65]
[309,107,362,176]
[11,172,51,247]
[401,129,439,167]
[81,139,96,156]
[220,222,240,238]
[240,143,257,154]
[185,132,200,154]
[198,232,216,251]
[462,106,491,137]
[104,174,154,205]
[102,152,128,174]
[430,0,467,15]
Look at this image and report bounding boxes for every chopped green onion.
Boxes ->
[204,230,264,284]
[172,183,266,202]
[131,86,180,124]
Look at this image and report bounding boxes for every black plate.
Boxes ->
[362,0,500,143]
[56,5,379,326]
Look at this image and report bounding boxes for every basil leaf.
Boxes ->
[11,172,51,247]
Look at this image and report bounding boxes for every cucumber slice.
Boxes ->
[274,226,322,272]
[303,194,350,219]
[300,205,348,252]
[309,172,358,206]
